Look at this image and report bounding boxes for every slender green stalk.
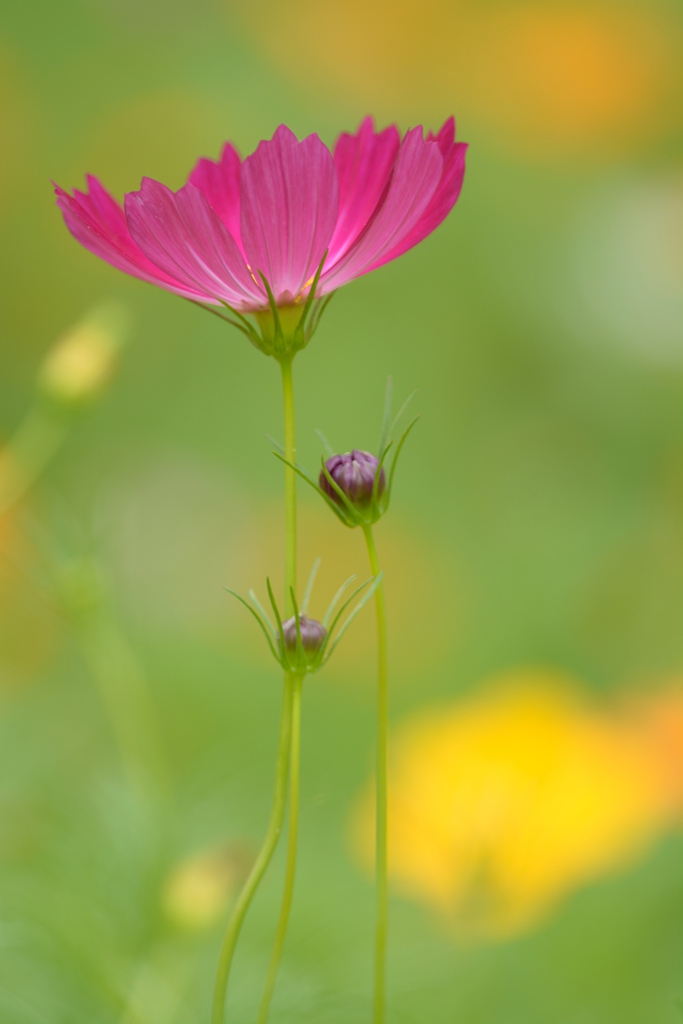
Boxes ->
[0,406,67,516]
[256,672,303,1024]
[362,523,389,1024]
[211,678,294,1024]
[281,356,297,614]
[254,356,301,1022]
[211,354,300,1024]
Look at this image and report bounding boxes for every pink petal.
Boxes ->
[240,125,339,303]
[55,176,209,301]
[327,117,401,266]
[320,127,444,292]
[125,178,265,309]
[188,142,244,253]
[378,120,467,267]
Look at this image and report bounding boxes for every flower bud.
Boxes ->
[320,450,386,510]
[280,614,327,666]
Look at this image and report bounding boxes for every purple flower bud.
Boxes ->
[280,615,327,662]
[319,450,386,510]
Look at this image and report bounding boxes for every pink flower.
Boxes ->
[56,118,466,351]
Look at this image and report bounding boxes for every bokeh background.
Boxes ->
[1,0,683,1021]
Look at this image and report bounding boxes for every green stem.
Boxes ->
[256,672,303,1024]
[362,523,389,1024]
[0,405,68,516]
[281,356,297,614]
[211,354,299,1024]
[253,356,301,1022]
[211,676,294,1024]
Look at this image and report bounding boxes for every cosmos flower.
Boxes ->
[352,672,683,940]
[55,119,466,353]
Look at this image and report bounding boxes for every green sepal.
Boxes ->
[322,574,357,628]
[319,457,365,526]
[386,415,420,506]
[293,250,328,349]
[320,576,374,660]
[323,572,383,662]
[378,375,394,461]
[224,563,381,676]
[272,451,349,526]
[301,557,321,615]
[266,577,285,651]
[224,587,278,661]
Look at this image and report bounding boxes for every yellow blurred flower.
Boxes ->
[39,302,128,405]
[351,671,683,940]
[464,5,679,159]
[236,0,682,162]
[162,843,252,931]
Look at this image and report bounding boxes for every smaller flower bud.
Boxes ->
[280,614,327,667]
[320,450,386,511]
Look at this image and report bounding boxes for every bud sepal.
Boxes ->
[225,559,382,675]
[199,253,333,361]
[273,379,419,528]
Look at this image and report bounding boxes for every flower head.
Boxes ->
[279,614,327,668]
[320,450,386,511]
[352,673,683,941]
[55,119,467,358]
[278,378,417,527]
[225,560,382,676]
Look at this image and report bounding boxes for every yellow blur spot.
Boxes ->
[351,671,683,940]
[237,0,682,162]
[39,303,128,404]
[467,6,678,158]
[162,844,251,931]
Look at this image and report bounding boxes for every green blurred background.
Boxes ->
[1,0,683,1021]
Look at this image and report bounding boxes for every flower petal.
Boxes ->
[188,142,244,253]
[125,178,265,309]
[240,125,339,302]
[379,119,467,268]
[320,127,444,292]
[55,176,208,301]
[327,117,401,266]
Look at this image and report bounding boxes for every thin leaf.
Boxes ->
[378,375,393,459]
[190,301,253,340]
[249,589,276,635]
[272,452,348,525]
[372,439,393,509]
[219,301,265,347]
[301,557,321,615]
[310,293,334,336]
[290,587,305,668]
[258,272,283,347]
[315,428,335,459]
[266,434,285,456]
[322,574,357,627]
[219,300,256,330]
[324,572,383,662]
[390,389,418,437]
[297,249,328,334]
[387,416,420,501]
[225,587,278,660]
[266,577,285,647]
[320,457,360,522]
[322,577,374,655]
[271,451,318,489]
